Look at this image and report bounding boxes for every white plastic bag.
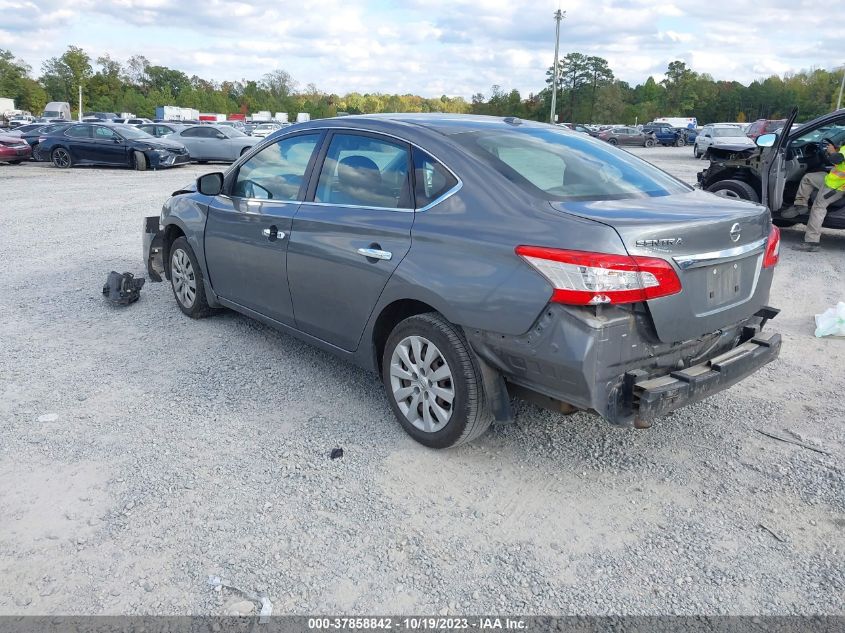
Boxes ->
[814,302,845,337]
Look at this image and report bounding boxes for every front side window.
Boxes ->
[793,120,845,146]
[452,127,690,201]
[232,133,321,201]
[315,133,410,208]
[94,126,118,140]
[412,148,458,208]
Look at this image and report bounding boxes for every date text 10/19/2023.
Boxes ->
[308,617,527,630]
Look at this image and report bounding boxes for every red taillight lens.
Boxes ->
[515,246,682,305]
[763,225,780,268]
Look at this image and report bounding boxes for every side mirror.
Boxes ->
[197,172,224,196]
[216,132,226,139]
[113,136,123,143]
[756,133,777,148]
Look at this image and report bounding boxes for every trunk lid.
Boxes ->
[550,189,772,342]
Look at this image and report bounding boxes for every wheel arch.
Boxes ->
[371,299,440,374]
[161,223,186,280]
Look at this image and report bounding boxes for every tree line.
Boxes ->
[1,45,842,124]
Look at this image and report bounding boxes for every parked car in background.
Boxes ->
[82,112,119,122]
[165,124,258,162]
[113,117,153,125]
[0,133,32,163]
[694,124,754,158]
[143,114,780,448]
[642,123,684,146]
[598,126,656,147]
[251,123,283,139]
[675,127,697,144]
[39,122,190,170]
[217,120,247,133]
[3,123,43,137]
[745,118,786,141]
[699,108,845,231]
[137,123,188,138]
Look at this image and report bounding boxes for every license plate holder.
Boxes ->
[706,261,742,306]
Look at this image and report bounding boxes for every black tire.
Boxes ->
[694,145,703,159]
[168,237,211,318]
[133,150,148,171]
[705,179,760,203]
[607,138,618,146]
[382,313,493,449]
[9,160,22,165]
[675,137,686,147]
[644,139,655,148]
[197,160,208,164]
[51,147,72,168]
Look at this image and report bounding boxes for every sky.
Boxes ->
[0,0,836,99]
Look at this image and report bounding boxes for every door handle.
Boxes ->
[357,247,392,261]
[262,227,286,240]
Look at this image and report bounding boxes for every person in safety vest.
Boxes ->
[781,138,845,252]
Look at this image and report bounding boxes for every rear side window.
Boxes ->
[412,148,458,208]
[452,127,690,201]
[65,125,92,138]
[232,133,320,201]
[314,133,410,208]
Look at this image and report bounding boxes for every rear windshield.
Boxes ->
[451,127,690,201]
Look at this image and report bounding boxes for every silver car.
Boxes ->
[165,124,258,163]
[251,123,282,139]
[694,124,754,158]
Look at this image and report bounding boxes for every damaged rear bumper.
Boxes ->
[143,216,164,282]
[467,303,780,427]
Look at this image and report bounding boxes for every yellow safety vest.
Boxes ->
[825,157,845,191]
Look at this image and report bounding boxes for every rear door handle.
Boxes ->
[357,248,392,261]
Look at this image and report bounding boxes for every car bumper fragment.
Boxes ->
[630,330,781,422]
[143,216,164,282]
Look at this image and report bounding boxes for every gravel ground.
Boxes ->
[0,146,843,616]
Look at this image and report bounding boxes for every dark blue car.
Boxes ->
[38,122,190,170]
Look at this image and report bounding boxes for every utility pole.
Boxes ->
[78,85,82,121]
[837,64,845,110]
[549,9,565,124]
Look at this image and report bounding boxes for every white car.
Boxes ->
[694,124,754,158]
[250,123,282,139]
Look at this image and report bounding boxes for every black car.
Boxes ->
[39,123,190,170]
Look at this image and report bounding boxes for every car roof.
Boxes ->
[292,113,576,139]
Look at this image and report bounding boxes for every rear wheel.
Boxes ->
[51,147,72,168]
[675,137,686,147]
[382,313,492,449]
[133,150,147,171]
[169,237,211,318]
[705,179,760,203]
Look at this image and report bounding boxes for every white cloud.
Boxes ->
[0,0,837,98]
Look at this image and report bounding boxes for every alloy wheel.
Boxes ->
[171,248,197,308]
[389,335,455,433]
[53,148,70,168]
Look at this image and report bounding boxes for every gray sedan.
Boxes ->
[165,125,258,162]
[143,115,781,448]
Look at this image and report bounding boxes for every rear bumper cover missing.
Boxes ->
[630,330,781,422]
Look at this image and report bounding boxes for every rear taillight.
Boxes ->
[763,225,780,268]
[515,246,682,306]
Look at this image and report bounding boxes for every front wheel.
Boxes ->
[607,138,618,146]
[52,147,72,168]
[382,313,492,448]
[676,137,686,147]
[644,139,655,148]
[705,179,760,203]
[133,150,148,171]
[169,237,211,318]
[694,145,703,159]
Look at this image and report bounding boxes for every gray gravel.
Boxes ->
[0,150,843,616]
